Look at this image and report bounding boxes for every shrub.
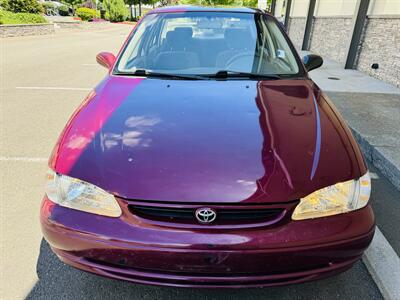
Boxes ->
[0,0,9,10]
[42,2,57,16]
[58,5,70,16]
[103,0,128,22]
[6,0,44,14]
[80,0,95,9]
[75,7,96,21]
[0,10,47,24]
[242,0,258,7]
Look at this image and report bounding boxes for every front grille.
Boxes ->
[127,204,285,227]
[85,257,329,277]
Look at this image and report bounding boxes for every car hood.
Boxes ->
[51,76,366,203]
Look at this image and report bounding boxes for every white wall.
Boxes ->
[290,0,309,16]
[258,0,268,10]
[274,0,285,17]
[314,0,358,16]
[368,0,400,15]
[288,0,400,17]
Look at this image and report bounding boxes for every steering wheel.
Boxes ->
[225,51,256,70]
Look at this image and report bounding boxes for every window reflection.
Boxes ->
[102,115,161,149]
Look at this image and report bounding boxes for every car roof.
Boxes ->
[148,5,265,15]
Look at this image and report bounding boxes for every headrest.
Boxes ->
[166,27,193,43]
[174,27,193,39]
[224,28,254,50]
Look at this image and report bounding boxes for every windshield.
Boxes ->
[115,12,301,77]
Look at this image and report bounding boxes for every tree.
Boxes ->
[124,0,136,20]
[158,0,169,6]
[180,0,235,6]
[242,0,258,8]
[81,0,96,9]
[103,0,128,22]
[124,0,155,20]
[5,0,44,14]
[178,0,271,7]
[0,0,9,10]
[61,0,84,13]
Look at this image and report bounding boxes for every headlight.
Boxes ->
[45,169,122,217]
[292,171,371,220]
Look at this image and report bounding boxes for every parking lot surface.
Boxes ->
[0,24,388,299]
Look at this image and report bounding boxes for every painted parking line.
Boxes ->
[15,87,91,91]
[370,172,379,179]
[0,156,47,162]
[363,227,400,300]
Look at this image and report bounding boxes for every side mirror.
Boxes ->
[96,52,116,70]
[302,54,323,72]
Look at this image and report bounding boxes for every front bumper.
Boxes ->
[40,197,375,288]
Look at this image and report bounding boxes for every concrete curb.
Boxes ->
[363,227,400,300]
[351,128,400,191]
[0,23,55,38]
[350,119,400,300]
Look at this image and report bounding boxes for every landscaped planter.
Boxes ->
[0,23,55,37]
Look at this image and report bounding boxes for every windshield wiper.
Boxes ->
[114,69,207,80]
[114,69,282,80]
[207,70,282,80]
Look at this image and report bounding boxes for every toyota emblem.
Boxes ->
[195,207,217,224]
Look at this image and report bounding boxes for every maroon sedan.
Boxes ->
[41,6,374,288]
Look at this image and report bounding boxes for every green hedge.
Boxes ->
[58,5,70,16]
[75,7,96,21]
[0,10,47,24]
[42,2,57,16]
[1,0,44,14]
[103,0,128,22]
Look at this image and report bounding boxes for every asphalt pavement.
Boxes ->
[26,239,382,300]
[306,54,400,191]
[307,53,400,299]
[1,24,132,299]
[368,164,400,256]
[0,23,396,300]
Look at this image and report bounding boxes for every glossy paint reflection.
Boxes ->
[53,78,143,174]
[102,115,161,150]
[67,78,264,201]
[52,76,366,203]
